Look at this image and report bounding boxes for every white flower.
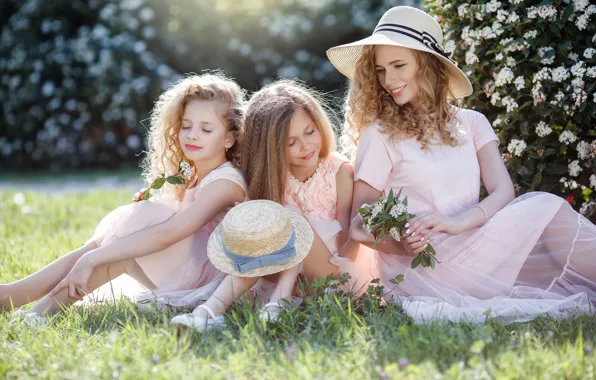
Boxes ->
[536,122,553,137]
[569,53,579,61]
[491,92,501,105]
[551,67,570,82]
[506,57,516,67]
[180,161,192,179]
[571,62,586,77]
[496,53,504,61]
[586,67,596,78]
[509,0,522,3]
[523,30,538,39]
[576,13,589,30]
[486,0,501,13]
[496,9,509,22]
[533,68,551,82]
[574,0,589,12]
[21,206,33,215]
[568,160,582,177]
[584,48,596,59]
[502,96,518,112]
[591,174,596,189]
[389,227,401,242]
[559,130,578,145]
[390,203,407,219]
[494,67,514,86]
[580,201,596,216]
[465,48,479,65]
[507,139,527,157]
[507,11,520,23]
[493,118,503,127]
[572,88,587,107]
[363,220,373,234]
[577,141,590,160]
[371,202,383,218]
[539,47,555,65]
[514,76,525,90]
[13,192,25,205]
[458,4,469,17]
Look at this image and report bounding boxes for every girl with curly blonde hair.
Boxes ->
[1,73,248,322]
[328,6,596,323]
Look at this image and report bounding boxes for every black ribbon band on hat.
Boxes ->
[374,23,454,62]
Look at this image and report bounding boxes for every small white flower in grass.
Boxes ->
[390,203,407,219]
[514,76,525,90]
[21,206,33,215]
[577,141,590,160]
[389,227,401,242]
[551,67,570,82]
[507,139,527,157]
[591,174,596,189]
[13,192,25,205]
[584,48,596,59]
[533,68,551,82]
[523,30,538,39]
[560,130,578,145]
[496,9,508,22]
[507,12,520,23]
[486,0,501,13]
[180,161,192,179]
[536,122,553,137]
[568,160,582,177]
[495,53,504,61]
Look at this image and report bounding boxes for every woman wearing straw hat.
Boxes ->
[171,199,314,332]
[328,6,596,323]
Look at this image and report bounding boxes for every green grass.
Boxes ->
[1,190,596,379]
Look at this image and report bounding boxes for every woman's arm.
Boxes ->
[86,179,245,267]
[335,163,364,260]
[409,141,515,244]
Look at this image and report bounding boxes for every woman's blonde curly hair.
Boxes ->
[142,72,246,200]
[343,46,457,152]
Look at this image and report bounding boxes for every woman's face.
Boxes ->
[374,45,420,106]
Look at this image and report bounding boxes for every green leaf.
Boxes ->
[546,164,568,175]
[389,274,404,285]
[387,189,395,205]
[403,196,408,207]
[150,177,166,190]
[426,244,437,255]
[430,256,436,269]
[166,176,186,185]
[411,255,422,269]
[562,4,574,21]
[531,172,542,190]
[520,122,529,136]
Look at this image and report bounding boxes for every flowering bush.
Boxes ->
[427,0,596,219]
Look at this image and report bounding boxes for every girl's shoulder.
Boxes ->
[199,162,247,191]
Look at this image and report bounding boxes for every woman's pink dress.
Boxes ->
[285,152,376,293]
[354,108,596,323]
[87,162,246,309]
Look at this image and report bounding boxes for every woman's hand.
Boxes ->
[403,212,464,254]
[49,255,94,300]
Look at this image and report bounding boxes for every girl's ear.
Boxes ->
[224,130,235,150]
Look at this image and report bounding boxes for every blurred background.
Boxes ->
[0,0,420,178]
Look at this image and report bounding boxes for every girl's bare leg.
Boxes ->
[0,242,99,310]
[191,275,259,318]
[29,259,135,315]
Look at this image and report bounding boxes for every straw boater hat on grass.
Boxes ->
[207,200,313,277]
[326,6,473,98]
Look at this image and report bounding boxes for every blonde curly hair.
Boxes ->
[344,46,457,152]
[143,72,246,200]
[240,79,337,204]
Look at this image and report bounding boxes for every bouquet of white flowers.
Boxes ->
[358,189,438,269]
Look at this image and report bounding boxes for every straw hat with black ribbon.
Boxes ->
[326,6,473,99]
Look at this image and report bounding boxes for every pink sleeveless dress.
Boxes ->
[354,108,596,323]
[88,162,246,308]
[285,152,376,292]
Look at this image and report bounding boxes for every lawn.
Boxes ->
[1,190,595,379]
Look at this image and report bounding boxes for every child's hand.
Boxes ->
[49,255,94,300]
[349,214,374,244]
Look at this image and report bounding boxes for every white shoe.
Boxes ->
[259,301,283,322]
[170,304,226,333]
[10,309,48,328]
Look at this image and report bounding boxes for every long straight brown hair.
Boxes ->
[239,80,337,203]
